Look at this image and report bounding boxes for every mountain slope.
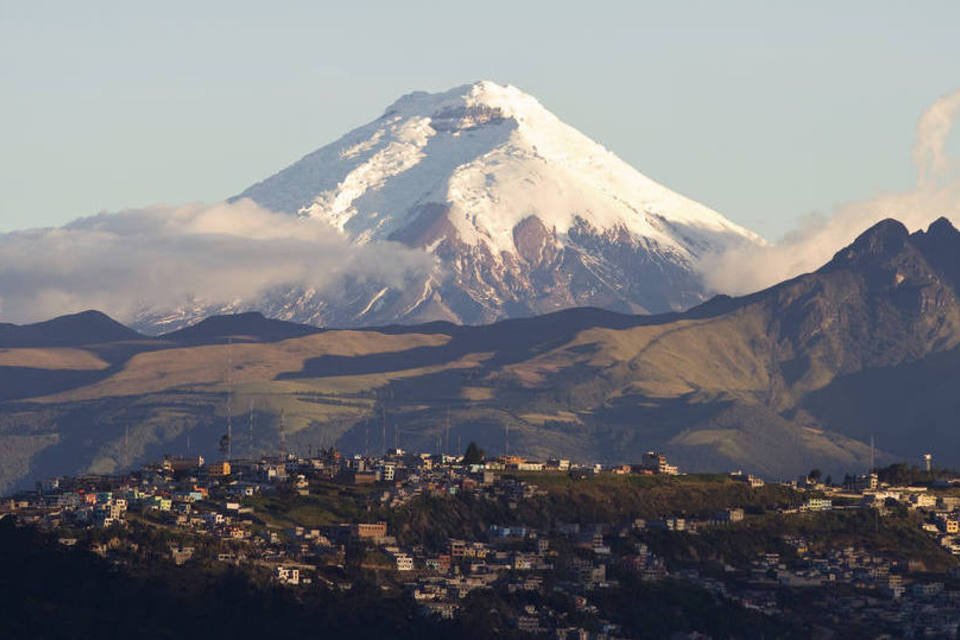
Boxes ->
[0,310,144,348]
[160,312,322,345]
[200,81,761,330]
[496,216,960,468]
[5,217,960,493]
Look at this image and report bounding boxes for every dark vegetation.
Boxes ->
[0,518,432,640]
[389,474,803,550]
[643,510,956,573]
[0,517,795,640]
[873,462,958,486]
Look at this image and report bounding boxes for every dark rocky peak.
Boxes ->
[821,219,910,273]
[925,215,959,236]
[813,218,931,297]
[0,310,143,348]
[911,216,960,248]
[161,311,322,345]
[911,216,960,292]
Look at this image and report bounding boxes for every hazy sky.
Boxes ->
[2,1,958,239]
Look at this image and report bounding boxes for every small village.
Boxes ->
[6,448,960,638]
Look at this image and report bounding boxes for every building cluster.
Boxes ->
[2,448,692,638]
[734,539,960,637]
[792,471,960,559]
[9,446,960,637]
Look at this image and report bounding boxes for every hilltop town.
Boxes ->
[5,448,960,638]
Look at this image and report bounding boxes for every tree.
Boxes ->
[808,469,822,482]
[462,441,485,465]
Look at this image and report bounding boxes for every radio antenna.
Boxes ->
[225,337,233,461]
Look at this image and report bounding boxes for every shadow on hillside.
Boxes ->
[0,367,111,402]
[799,345,960,464]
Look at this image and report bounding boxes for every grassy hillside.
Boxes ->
[6,219,960,491]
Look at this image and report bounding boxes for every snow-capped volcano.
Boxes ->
[144,81,762,330]
[242,81,758,252]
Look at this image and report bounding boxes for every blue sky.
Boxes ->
[2,0,958,239]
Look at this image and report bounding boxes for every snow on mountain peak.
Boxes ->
[384,80,549,124]
[239,80,761,259]
[220,82,770,328]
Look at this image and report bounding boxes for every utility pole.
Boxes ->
[382,401,387,456]
[871,435,879,532]
[248,399,255,453]
[445,408,451,457]
[226,337,233,461]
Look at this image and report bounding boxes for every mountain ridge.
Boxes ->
[0,310,144,349]
[3,217,959,493]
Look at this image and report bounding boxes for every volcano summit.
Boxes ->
[144,81,762,331]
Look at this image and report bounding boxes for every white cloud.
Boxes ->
[0,199,434,325]
[915,90,960,186]
[700,89,960,296]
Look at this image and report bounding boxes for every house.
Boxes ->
[516,461,544,472]
[275,565,300,585]
[425,555,451,573]
[449,539,488,559]
[352,521,388,540]
[908,493,938,509]
[845,473,878,492]
[650,517,686,532]
[577,563,607,585]
[935,513,960,534]
[939,496,960,510]
[352,471,379,485]
[490,525,528,539]
[203,512,225,526]
[207,461,231,478]
[163,456,204,474]
[393,552,414,571]
[635,452,679,475]
[717,508,745,523]
[512,553,535,571]
[730,471,764,488]
[801,498,832,512]
[227,526,246,539]
[263,462,288,482]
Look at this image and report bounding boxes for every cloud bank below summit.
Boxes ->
[699,89,960,295]
[0,199,434,325]
[3,88,959,326]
